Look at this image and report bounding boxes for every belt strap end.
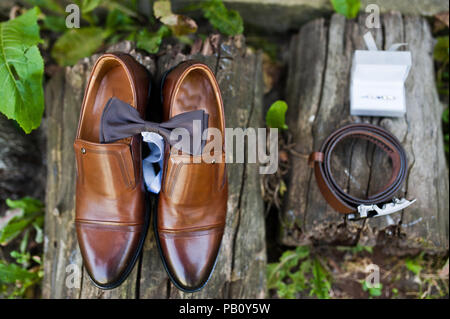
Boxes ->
[308,152,324,168]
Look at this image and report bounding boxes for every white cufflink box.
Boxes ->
[350,34,412,117]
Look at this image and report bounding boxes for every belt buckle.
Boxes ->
[347,198,417,221]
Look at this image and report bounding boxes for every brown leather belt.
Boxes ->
[309,123,414,220]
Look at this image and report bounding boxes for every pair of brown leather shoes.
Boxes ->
[74,53,227,291]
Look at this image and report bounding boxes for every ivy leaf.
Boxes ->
[136,26,171,54]
[266,100,288,130]
[194,0,243,36]
[330,0,361,19]
[51,27,105,66]
[0,7,45,134]
[154,0,197,36]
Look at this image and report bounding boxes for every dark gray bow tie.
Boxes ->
[99,97,209,155]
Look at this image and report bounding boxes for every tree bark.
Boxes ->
[281,13,449,251]
[42,36,266,298]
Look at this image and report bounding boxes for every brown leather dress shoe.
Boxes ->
[74,53,150,289]
[156,61,228,292]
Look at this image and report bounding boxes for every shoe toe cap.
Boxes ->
[159,227,223,291]
[76,222,143,288]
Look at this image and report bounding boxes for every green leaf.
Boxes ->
[6,197,43,215]
[20,229,30,253]
[405,259,422,275]
[32,216,44,244]
[361,280,383,297]
[0,7,45,133]
[196,0,243,36]
[82,0,102,14]
[24,0,64,14]
[0,197,44,245]
[106,8,134,31]
[42,15,67,32]
[0,261,38,284]
[330,0,361,19]
[136,26,171,54]
[266,263,280,288]
[295,246,310,259]
[51,27,105,66]
[278,180,287,197]
[266,100,288,130]
[443,108,449,124]
[434,36,449,63]
[310,258,331,299]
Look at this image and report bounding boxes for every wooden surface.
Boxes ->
[42,36,266,298]
[281,13,449,250]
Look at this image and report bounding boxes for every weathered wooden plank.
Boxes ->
[281,13,449,249]
[43,64,85,299]
[281,18,328,245]
[43,37,266,298]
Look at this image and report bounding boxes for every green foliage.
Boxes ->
[391,287,399,298]
[24,0,64,14]
[434,36,449,64]
[402,254,448,299]
[136,25,171,54]
[30,0,242,66]
[0,260,43,298]
[330,0,361,19]
[0,7,44,134]
[361,280,383,297]
[82,0,102,14]
[405,257,423,276]
[51,27,105,66]
[435,36,449,95]
[267,246,332,299]
[42,15,66,32]
[187,0,244,36]
[310,258,332,299]
[0,197,44,246]
[278,180,287,197]
[266,100,288,130]
[0,197,44,298]
[34,0,201,63]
